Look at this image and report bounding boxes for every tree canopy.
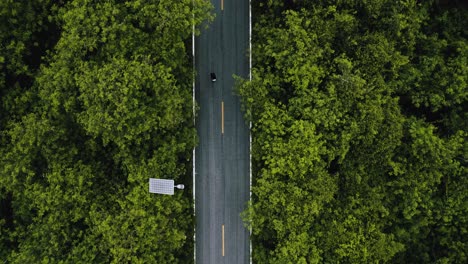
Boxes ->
[238,0,467,263]
[1,0,212,262]
[2,0,467,263]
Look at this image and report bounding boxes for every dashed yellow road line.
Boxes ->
[221,101,224,135]
[222,224,225,256]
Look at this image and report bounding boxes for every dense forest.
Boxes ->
[1,0,467,263]
[237,0,467,263]
[0,0,212,263]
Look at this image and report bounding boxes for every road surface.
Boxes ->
[194,0,250,263]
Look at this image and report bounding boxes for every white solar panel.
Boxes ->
[149,178,175,195]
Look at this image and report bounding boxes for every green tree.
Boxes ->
[1,0,213,262]
[238,0,467,262]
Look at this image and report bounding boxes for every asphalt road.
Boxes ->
[194,0,250,263]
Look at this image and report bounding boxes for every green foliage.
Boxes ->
[0,0,63,123]
[1,0,212,263]
[75,58,185,148]
[238,0,467,263]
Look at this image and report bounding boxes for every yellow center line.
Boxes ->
[221,101,224,135]
[221,0,224,11]
[222,225,225,256]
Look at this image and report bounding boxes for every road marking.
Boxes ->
[222,225,225,256]
[221,101,224,135]
[221,0,224,10]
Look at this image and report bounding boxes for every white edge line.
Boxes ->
[192,1,196,262]
[249,0,253,263]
